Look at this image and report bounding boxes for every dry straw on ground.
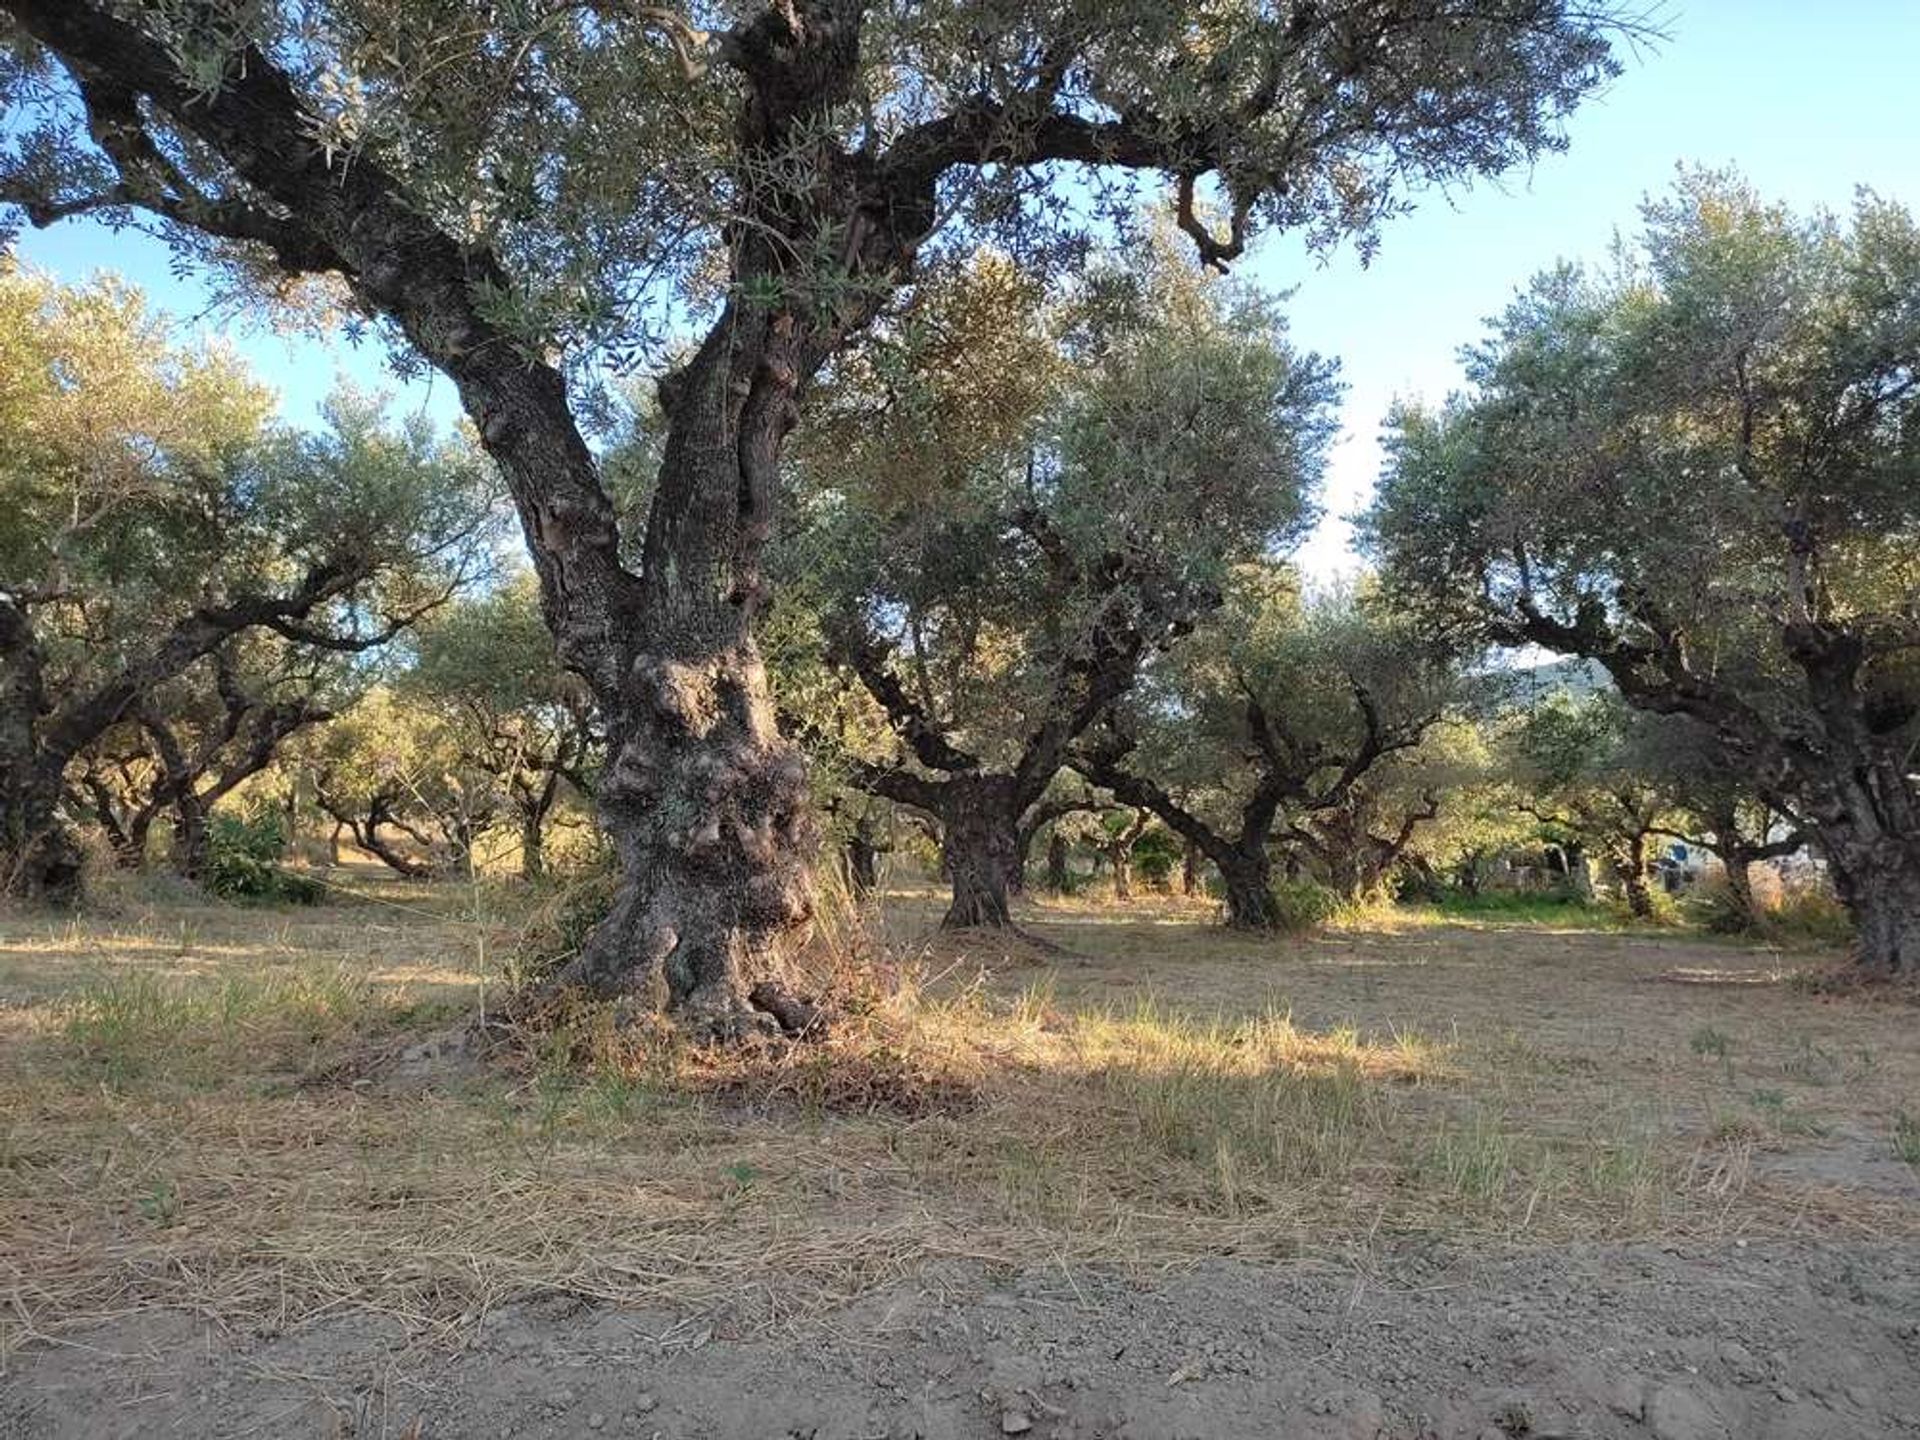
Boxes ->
[3,877,1916,1362]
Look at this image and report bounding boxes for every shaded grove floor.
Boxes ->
[3,882,1918,1436]
[7,1240,1919,1438]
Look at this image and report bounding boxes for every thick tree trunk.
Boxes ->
[1221,851,1280,930]
[563,641,815,1030]
[1721,853,1757,926]
[939,776,1020,929]
[1,601,81,902]
[1822,838,1920,976]
[552,306,818,1035]
[1045,831,1070,893]
[0,764,82,902]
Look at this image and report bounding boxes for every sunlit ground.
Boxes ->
[2,871,1915,1359]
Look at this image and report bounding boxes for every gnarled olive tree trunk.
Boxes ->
[1,601,82,900]
[1808,770,1920,975]
[937,775,1022,929]
[1219,849,1280,929]
[552,307,816,1033]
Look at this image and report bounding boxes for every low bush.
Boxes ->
[203,812,324,905]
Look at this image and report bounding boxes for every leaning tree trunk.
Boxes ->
[938,775,1021,929]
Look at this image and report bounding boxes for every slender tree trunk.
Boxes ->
[1618,835,1654,919]
[521,810,545,882]
[1045,830,1070,894]
[939,775,1020,929]
[1181,839,1201,897]
[845,833,879,898]
[1221,850,1280,930]
[171,793,210,881]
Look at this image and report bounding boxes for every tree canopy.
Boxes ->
[1368,172,1920,970]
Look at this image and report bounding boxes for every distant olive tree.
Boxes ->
[792,252,1336,928]
[1370,174,1920,971]
[403,577,598,881]
[1077,575,1461,928]
[0,269,494,899]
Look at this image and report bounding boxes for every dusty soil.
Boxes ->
[7,1240,1919,1439]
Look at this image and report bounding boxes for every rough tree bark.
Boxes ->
[1616,833,1654,919]
[1,598,84,898]
[1105,810,1149,902]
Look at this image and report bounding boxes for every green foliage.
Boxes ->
[1132,827,1182,888]
[1268,878,1342,934]
[1367,172,1920,942]
[789,247,1339,789]
[0,3,1630,378]
[202,811,322,905]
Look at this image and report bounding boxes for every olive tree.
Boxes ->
[1077,574,1460,927]
[0,269,493,899]
[403,576,598,880]
[69,636,337,877]
[1507,691,1673,918]
[796,253,1335,928]
[3,0,1632,1030]
[1370,174,1920,970]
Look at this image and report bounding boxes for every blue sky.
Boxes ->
[16,1,1920,579]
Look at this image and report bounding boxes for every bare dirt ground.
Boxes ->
[3,881,1917,1438]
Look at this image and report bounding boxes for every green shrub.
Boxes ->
[1268,878,1341,933]
[203,812,323,904]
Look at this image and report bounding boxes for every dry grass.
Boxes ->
[4,877,1917,1362]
